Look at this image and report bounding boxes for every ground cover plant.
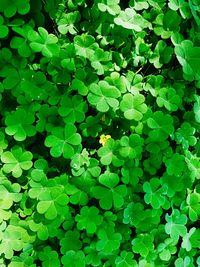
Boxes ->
[0,0,200,266]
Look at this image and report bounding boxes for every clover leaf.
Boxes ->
[157,238,177,261]
[90,48,112,75]
[114,8,151,31]
[74,34,98,59]
[174,122,197,149]
[163,10,181,32]
[0,0,30,18]
[96,226,122,253]
[175,40,200,81]
[105,72,127,94]
[61,250,85,267]
[115,251,137,267]
[143,178,168,209]
[181,227,196,252]
[80,115,102,137]
[69,189,88,206]
[71,78,88,96]
[27,27,59,58]
[57,11,80,35]
[60,231,82,253]
[10,25,33,58]
[97,138,121,166]
[150,40,173,68]
[168,0,191,19]
[38,246,60,267]
[132,233,154,257]
[119,134,144,159]
[182,190,200,222]
[85,245,102,266]
[1,146,33,178]
[175,256,194,267]
[185,152,200,180]
[123,202,144,227]
[70,149,90,176]
[0,224,31,259]
[97,0,121,16]
[58,95,88,123]
[36,193,68,220]
[75,206,103,234]
[45,124,82,159]
[0,15,9,39]
[165,153,186,177]
[165,209,188,241]
[29,180,69,220]
[0,182,21,211]
[121,162,143,185]
[87,81,121,112]
[147,111,174,141]
[120,93,147,121]
[29,217,62,241]
[157,87,182,111]
[92,171,127,210]
[5,108,36,141]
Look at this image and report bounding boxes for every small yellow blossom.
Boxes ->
[99,134,111,146]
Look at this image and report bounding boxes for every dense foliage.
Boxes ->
[0,0,200,266]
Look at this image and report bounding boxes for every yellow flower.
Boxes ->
[99,134,111,146]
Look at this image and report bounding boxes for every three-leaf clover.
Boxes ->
[92,171,127,210]
[29,181,69,220]
[10,25,33,57]
[174,122,197,149]
[1,146,33,178]
[175,40,200,81]
[0,224,30,259]
[182,190,200,222]
[0,182,21,211]
[98,138,123,166]
[38,246,60,267]
[5,108,36,141]
[143,178,168,209]
[27,27,59,58]
[90,48,112,75]
[165,153,186,177]
[61,250,85,267]
[58,95,88,123]
[74,34,98,59]
[131,233,154,257]
[120,93,147,121]
[75,206,103,234]
[97,0,121,16]
[165,209,188,241]
[45,124,82,159]
[147,111,174,141]
[88,81,121,112]
[157,87,182,111]
[60,231,82,253]
[0,0,30,18]
[57,11,80,35]
[96,226,122,253]
[119,134,144,159]
[157,238,177,261]
[114,8,151,31]
[115,251,137,267]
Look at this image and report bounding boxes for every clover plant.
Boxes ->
[0,0,199,266]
